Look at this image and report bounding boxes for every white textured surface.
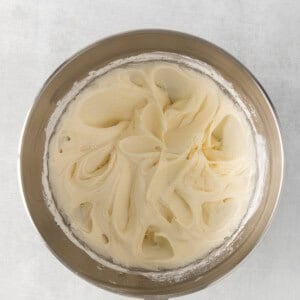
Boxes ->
[0,1,299,299]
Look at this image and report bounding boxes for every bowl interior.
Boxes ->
[19,30,283,298]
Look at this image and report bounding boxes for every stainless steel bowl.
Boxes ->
[18,30,284,298]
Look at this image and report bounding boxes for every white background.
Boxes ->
[1,1,299,299]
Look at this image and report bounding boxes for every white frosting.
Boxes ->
[46,60,257,271]
[42,53,267,282]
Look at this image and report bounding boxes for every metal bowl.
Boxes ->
[18,30,284,298]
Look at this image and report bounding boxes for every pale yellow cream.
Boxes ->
[48,62,255,270]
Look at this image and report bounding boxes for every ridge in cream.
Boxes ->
[47,61,255,270]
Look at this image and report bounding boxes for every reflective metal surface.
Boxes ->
[18,30,284,298]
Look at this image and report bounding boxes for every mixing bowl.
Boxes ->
[18,30,284,298]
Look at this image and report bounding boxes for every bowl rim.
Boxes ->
[18,29,285,298]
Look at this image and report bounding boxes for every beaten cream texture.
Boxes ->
[48,62,255,270]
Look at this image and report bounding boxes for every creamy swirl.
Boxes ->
[48,62,255,270]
